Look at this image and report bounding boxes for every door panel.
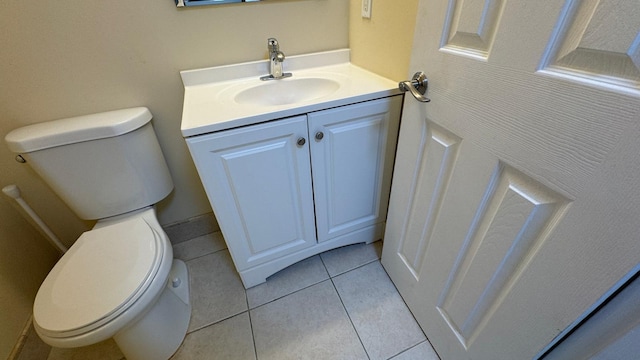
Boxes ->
[395,120,461,279]
[539,0,640,91]
[441,0,505,59]
[382,0,640,359]
[424,152,570,351]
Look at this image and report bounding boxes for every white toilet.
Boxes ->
[5,107,191,360]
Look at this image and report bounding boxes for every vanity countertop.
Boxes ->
[180,49,401,137]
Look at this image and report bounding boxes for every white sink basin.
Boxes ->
[180,49,401,136]
[234,78,340,106]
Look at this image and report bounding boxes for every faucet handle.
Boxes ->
[274,51,285,62]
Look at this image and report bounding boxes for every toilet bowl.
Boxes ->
[4,107,191,360]
[32,208,190,360]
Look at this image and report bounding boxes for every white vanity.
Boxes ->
[180,49,402,288]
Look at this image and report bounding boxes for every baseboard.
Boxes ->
[163,212,219,244]
[7,316,30,360]
[8,315,52,360]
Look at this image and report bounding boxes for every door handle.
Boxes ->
[399,72,431,102]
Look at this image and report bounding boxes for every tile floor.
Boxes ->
[22,231,440,360]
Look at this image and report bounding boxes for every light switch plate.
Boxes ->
[361,0,372,18]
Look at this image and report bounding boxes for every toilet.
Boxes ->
[5,107,191,360]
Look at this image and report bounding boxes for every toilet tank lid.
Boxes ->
[4,107,152,153]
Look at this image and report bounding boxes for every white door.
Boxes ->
[381,1,640,359]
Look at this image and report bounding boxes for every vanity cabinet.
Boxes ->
[186,95,402,287]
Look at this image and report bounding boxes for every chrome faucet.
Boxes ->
[261,38,292,81]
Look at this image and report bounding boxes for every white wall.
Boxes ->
[349,0,419,81]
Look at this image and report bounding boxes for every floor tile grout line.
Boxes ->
[318,252,329,274]
[178,238,379,274]
[246,308,259,360]
[244,278,260,360]
[325,256,381,279]
[182,310,260,359]
[248,277,330,311]
[170,232,224,247]
[384,341,425,360]
[177,246,228,264]
[377,262,441,360]
[424,337,441,360]
[328,275,371,360]
[319,246,386,359]
[320,244,376,358]
[327,256,431,360]
[389,340,441,360]
[246,255,330,310]
[378,263,428,340]
[186,309,248,334]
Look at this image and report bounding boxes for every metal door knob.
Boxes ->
[399,71,431,102]
[297,137,306,146]
[315,132,324,141]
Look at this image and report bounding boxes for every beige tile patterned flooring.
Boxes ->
[20,232,440,360]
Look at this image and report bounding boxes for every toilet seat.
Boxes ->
[34,216,166,339]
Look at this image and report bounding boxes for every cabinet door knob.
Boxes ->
[297,137,306,146]
[315,132,324,141]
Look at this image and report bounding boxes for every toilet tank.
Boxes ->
[5,107,173,220]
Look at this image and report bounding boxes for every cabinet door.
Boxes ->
[308,96,402,242]
[186,116,316,270]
